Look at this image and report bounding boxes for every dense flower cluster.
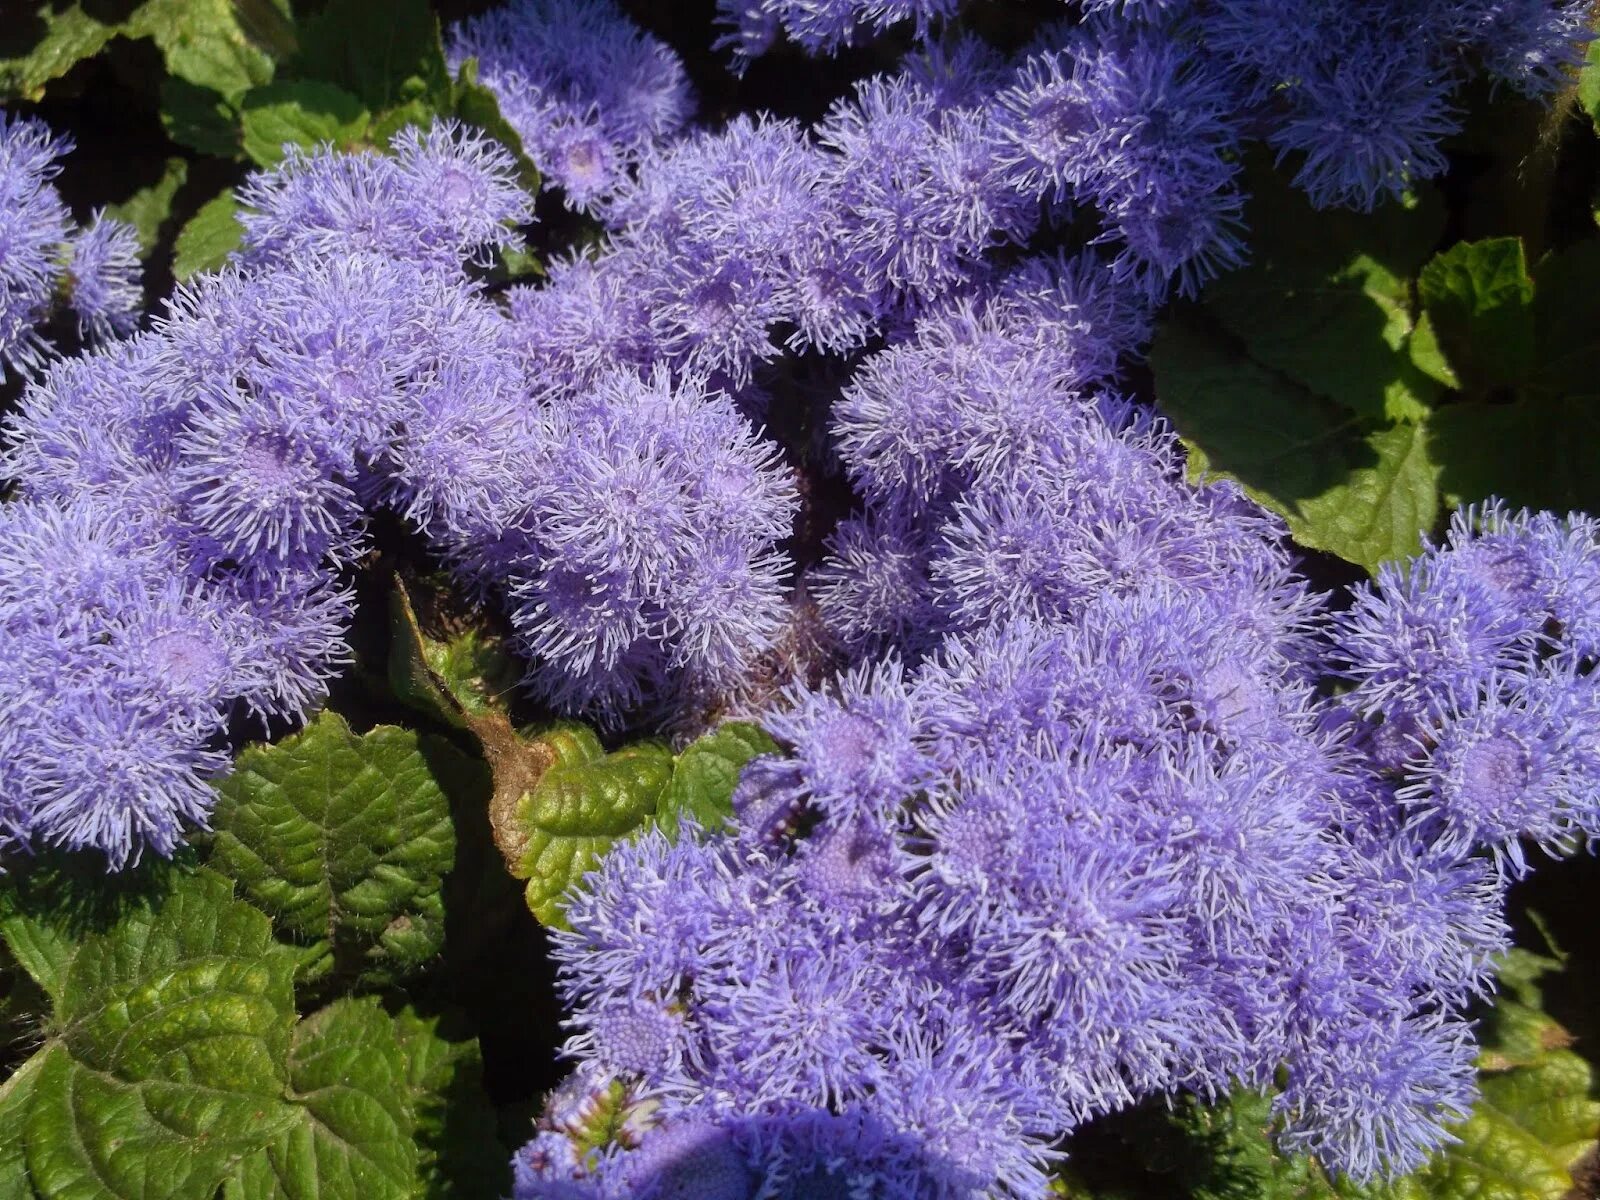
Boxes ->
[1329,504,1600,875]
[0,117,794,860]
[715,0,961,63]
[3,0,1597,1192]
[0,114,141,375]
[529,498,1600,1196]
[446,0,693,211]
[709,0,1589,213]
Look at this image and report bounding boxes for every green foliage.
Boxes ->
[1431,395,1600,515]
[389,578,762,927]
[510,741,676,927]
[655,722,778,841]
[0,7,118,101]
[0,861,505,1200]
[1200,167,1444,426]
[1580,38,1600,136]
[394,1009,511,1200]
[160,76,244,158]
[228,996,416,1200]
[1155,158,1600,573]
[0,869,302,1200]
[1063,951,1599,1200]
[172,190,243,280]
[106,159,189,255]
[0,0,291,104]
[1151,165,1447,574]
[123,0,285,101]
[208,710,471,987]
[388,578,519,730]
[1417,238,1536,391]
[452,59,541,193]
[1422,237,1600,515]
[1421,950,1600,1200]
[489,719,776,927]
[289,0,452,117]
[1150,323,1441,573]
[240,80,370,166]
[220,998,503,1200]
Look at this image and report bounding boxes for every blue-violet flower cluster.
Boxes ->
[3,5,1598,1194]
[0,113,142,375]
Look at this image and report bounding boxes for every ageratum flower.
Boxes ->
[0,112,73,373]
[818,71,1033,310]
[237,121,530,272]
[0,120,533,863]
[713,0,960,64]
[446,0,692,211]
[996,22,1245,297]
[0,113,142,374]
[61,212,142,341]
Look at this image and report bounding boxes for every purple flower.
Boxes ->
[237,121,530,272]
[1269,45,1457,212]
[1278,1009,1478,1180]
[1454,0,1593,95]
[506,251,661,390]
[0,114,83,372]
[996,23,1245,296]
[811,501,941,662]
[713,0,961,63]
[1398,669,1598,875]
[615,1120,755,1200]
[446,0,692,211]
[172,386,363,569]
[818,73,1030,310]
[61,212,142,341]
[757,658,934,828]
[493,367,796,718]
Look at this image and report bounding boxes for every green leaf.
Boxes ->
[511,742,675,927]
[0,907,76,1007]
[1151,321,1440,573]
[160,76,243,159]
[208,710,462,986]
[655,722,777,842]
[172,190,244,280]
[492,243,546,283]
[1,0,292,104]
[13,869,301,1200]
[0,1055,47,1200]
[1579,36,1600,135]
[125,0,283,102]
[1528,237,1600,399]
[240,80,370,166]
[393,1009,508,1200]
[387,577,517,730]
[1417,238,1536,392]
[1433,395,1600,515]
[226,1002,507,1200]
[535,723,607,768]
[1200,165,1443,424]
[452,58,541,193]
[106,158,189,255]
[1407,312,1461,391]
[367,98,438,142]
[1404,952,1600,1200]
[291,0,451,115]
[230,997,416,1200]
[233,0,299,61]
[0,7,118,101]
